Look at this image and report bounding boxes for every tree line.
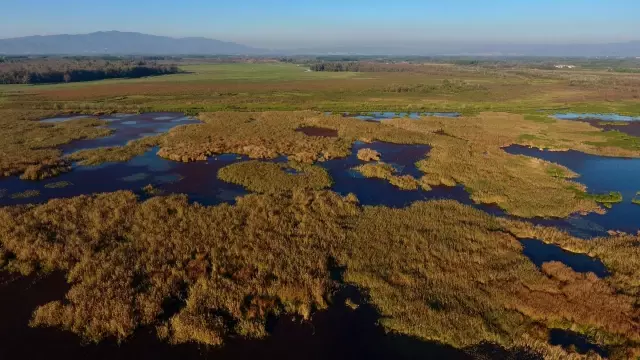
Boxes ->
[0,58,180,84]
[309,61,431,73]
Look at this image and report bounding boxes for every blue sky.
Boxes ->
[1,0,639,47]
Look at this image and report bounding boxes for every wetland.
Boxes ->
[1,60,640,359]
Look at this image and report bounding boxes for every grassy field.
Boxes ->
[2,62,640,115]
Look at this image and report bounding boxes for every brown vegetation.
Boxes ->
[356,148,381,161]
[218,161,333,193]
[0,109,112,179]
[67,135,164,165]
[353,162,429,191]
[0,190,638,357]
[59,110,640,218]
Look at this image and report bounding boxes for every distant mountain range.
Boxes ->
[291,42,640,57]
[0,31,264,55]
[0,31,639,57]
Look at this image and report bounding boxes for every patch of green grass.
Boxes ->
[517,134,545,142]
[584,130,640,151]
[632,192,640,205]
[546,164,571,178]
[523,114,556,124]
[569,186,623,205]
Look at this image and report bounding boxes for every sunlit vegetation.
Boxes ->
[56,110,640,218]
[67,135,164,165]
[154,111,430,163]
[356,148,381,161]
[353,162,429,191]
[3,62,640,116]
[632,192,640,205]
[218,161,333,193]
[2,59,640,359]
[0,109,112,179]
[0,58,179,84]
[383,80,488,94]
[503,220,640,300]
[574,190,623,209]
[0,190,638,358]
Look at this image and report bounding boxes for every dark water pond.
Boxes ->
[323,111,460,122]
[505,145,640,236]
[46,112,200,154]
[555,113,640,136]
[548,329,607,357]
[0,148,249,207]
[520,239,609,277]
[320,141,475,208]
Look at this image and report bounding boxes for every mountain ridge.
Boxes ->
[1,31,639,56]
[0,31,265,55]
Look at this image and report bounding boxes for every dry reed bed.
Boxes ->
[67,111,640,218]
[217,161,333,193]
[0,190,638,358]
[352,162,430,191]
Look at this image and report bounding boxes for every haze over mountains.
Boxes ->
[1,31,639,57]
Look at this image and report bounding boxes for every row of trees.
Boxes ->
[309,61,429,73]
[0,58,180,84]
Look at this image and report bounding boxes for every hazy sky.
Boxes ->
[2,0,639,48]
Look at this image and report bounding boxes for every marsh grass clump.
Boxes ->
[67,135,164,165]
[9,189,40,199]
[580,191,623,207]
[0,110,112,179]
[218,161,333,193]
[142,184,164,196]
[356,148,381,161]
[353,162,427,191]
[566,187,623,209]
[44,181,73,189]
[0,190,359,345]
[633,192,640,205]
[0,190,639,356]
